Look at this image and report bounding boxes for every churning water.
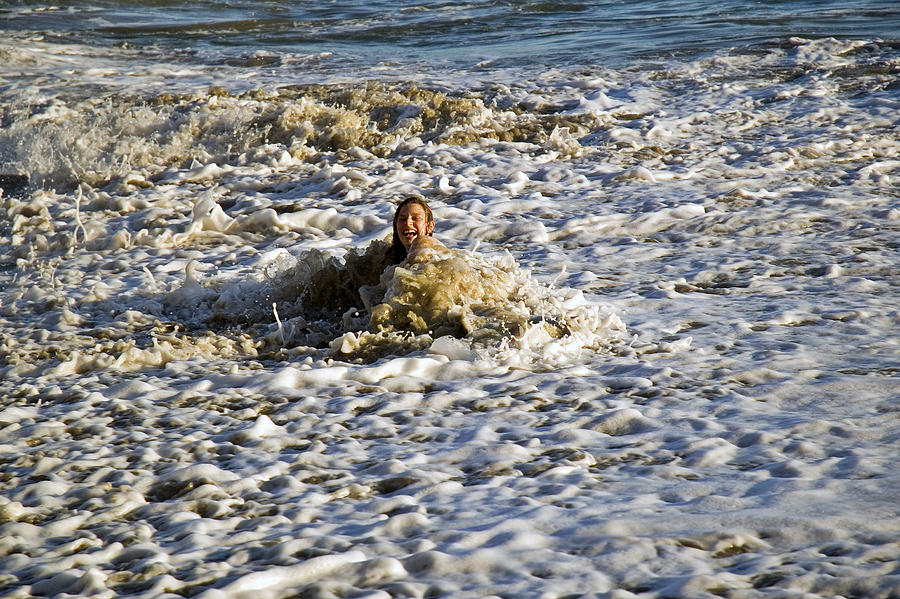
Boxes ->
[1,2,899,598]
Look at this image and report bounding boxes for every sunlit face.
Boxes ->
[396,202,434,250]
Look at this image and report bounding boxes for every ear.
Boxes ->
[426,221,435,236]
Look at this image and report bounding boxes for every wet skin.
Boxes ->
[396,202,435,250]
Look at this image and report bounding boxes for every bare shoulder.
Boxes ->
[403,236,448,265]
[411,236,444,251]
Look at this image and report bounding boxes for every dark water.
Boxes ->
[4,1,900,68]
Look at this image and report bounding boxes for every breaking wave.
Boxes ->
[2,82,591,190]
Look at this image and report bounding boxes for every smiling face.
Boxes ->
[395,201,434,250]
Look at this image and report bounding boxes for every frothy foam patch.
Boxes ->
[2,35,899,599]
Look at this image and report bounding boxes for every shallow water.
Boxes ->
[1,3,900,598]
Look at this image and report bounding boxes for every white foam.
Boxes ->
[1,35,898,599]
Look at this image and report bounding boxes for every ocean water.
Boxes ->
[1,2,899,598]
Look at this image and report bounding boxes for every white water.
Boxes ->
[1,36,899,598]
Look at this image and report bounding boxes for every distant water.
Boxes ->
[4,0,900,70]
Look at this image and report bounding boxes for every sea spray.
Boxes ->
[168,237,626,364]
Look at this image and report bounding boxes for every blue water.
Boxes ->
[5,0,900,69]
